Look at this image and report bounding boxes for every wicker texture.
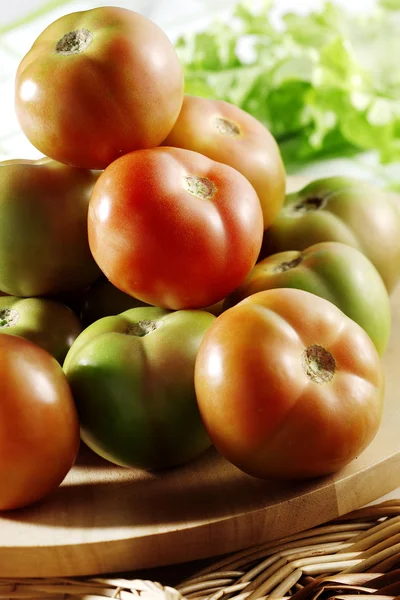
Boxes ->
[175,500,400,600]
[2,500,400,600]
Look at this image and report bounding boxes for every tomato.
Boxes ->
[0,296,82,363]
[63,307,215,469]
[0,159,101,296]
[195,288,384,480]
[162,95,286,229]
[88,147,263,310]
[226,241,391,356]
[15,6,184,169]
[0,335,80,510]
[81,277,151,326]
[260,177,400,292]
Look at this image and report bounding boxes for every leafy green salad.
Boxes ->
[176,0,400,189]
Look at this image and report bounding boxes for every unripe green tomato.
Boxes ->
[64,307,215,469]
[260,177,400,293]
[0,296,82,363]
[226,241,391,356]
[0,158,101,297]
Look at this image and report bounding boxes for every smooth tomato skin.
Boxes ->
[195,288,384,480]
[88,147,264,310]
[0,296,82,363]
[15,7,184,169]
[162,95,286,229]
[64,307,215,469]
[226,241,391,356]
[260,177,400,292]
[0,159,101,297]
[0,335,80,510]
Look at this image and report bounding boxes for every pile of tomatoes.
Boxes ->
[1,5,400,510]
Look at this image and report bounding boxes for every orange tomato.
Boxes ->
[15,7,184,169]
[163,94,286,228]
[195,288,384,480]
[0,335,80,510]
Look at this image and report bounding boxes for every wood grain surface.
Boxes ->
[1,176,400,578]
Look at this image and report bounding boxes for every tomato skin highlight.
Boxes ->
[162,94,286,229]
[15,6,184,169]
[226,241,391,356]
[195,288,384,480]
[0,335,80,510]
[64,307,215,469]
[88,146,264,310]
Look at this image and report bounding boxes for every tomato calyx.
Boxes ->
[302,344,335,384]
[55,29,93,55]
[274,255,303,273]
[213,117,240,137]
[125,319,163,337]
[183,175,216,199]
[0,308,19,328]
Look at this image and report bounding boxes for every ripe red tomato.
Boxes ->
[0,335,80,510]
[162,95,286,229]
[195,288,384,480]
[88,147,264,310]
[15,7,184,169]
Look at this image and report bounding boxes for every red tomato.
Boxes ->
[88,147,264,310]
[15,7,184,169]
[195,288,384,480]
[0,335,80,510]
[163,95,286,229]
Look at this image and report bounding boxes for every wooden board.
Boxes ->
[1,178,400,578]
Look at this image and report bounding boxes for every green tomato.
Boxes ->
[260,177,400,293]
[226,241,391,356]
[0,158,101,297]
[0,296,82,363]
[81,277,151,326]
[63,306,215,469]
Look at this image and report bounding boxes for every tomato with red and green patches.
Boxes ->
[15,6,184,169]
[260,177,400,293]
[63,306,215,469]
[226,241,391,356]
[195,288,384,480]
[0,159,100,297]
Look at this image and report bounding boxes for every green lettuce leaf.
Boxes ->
[176,0,400,182]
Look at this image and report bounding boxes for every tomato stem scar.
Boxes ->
[55,29,93,55]
[125,320,162,337]
[0,308,19,328]
[294,195,327,214]
[302,344,335,383]
[213,117,240,137]
[274,255,303,273]
[183,175,216,199]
